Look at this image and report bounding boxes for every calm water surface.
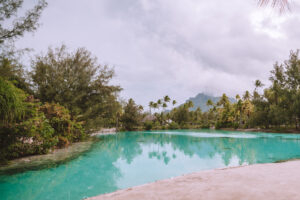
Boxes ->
[1,130,300,200]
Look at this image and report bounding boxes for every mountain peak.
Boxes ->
[185,93,235,112]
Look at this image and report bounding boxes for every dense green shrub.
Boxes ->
[201,124,210,129]
[143,121,153,130]
[215,121,222,129]
[152,121,161,130]
[180,123,190,129]
[0,85,57,161]
[40,103,86,145]
[121,99,142,131]
[0,80,86,162]
[0,77,25,125]
[168,122,179,130]
[233,122,239,129]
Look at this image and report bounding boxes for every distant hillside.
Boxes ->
[184,93,236,112]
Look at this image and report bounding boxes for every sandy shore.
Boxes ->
[87,160,300,200]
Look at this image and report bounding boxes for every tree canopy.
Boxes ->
[31,45,122,130]
[0,0,47,44]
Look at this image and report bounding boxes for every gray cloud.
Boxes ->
[16,0,300,107]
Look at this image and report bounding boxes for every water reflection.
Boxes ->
[1,130,300,200]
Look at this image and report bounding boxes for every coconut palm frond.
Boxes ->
[258,0,290,12]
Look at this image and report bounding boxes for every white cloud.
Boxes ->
[16,0,300,107]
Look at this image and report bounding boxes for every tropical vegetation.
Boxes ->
[0,0,298,163]
[121,51,299,132]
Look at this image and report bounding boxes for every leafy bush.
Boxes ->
[121,99,142,131]
[201,124,210,129]
[168,122,179,130]
[180,123,190,129]
[0,77,25,125]
[40,103,86,143]
[152,121,161,130]
[233,122,239,129]
[0,82,86,162]
[143,121,153,130]
[215,121,222,129]
[57,136,69,148]
[0,101,57,161]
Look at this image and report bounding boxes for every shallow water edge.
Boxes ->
[0,139,97,175]
[86,160,300,200]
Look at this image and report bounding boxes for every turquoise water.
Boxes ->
[1,130,300,200]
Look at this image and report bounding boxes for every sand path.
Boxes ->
[87,160,300,200]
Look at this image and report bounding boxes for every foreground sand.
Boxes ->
[87,160,300,200]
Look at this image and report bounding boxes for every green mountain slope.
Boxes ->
[184,93,236,112]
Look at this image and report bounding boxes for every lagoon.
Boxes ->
[1,130,300,200]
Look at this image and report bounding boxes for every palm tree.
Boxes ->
[138,105,143,111]
[153,103,158,113]
[243,91,251,101]
[164,95,171,103]
[255,80,263,88]
[206,99,213,107]
[187,100,194,109]
[235,94,243,126]
[157,99,162,105]
[194,107,202,123]
[218,94,230,107]
[206,99,216,116]
[157,99,162,112]
[162,103,167,111]
[166,112,171,121]
[172,100,177,108]
[254,80,264,92]
[254,80,264,99]
[149,101,154,115]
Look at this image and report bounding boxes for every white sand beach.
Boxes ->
[87,160,300,200]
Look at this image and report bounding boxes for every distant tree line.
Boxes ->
[120,51,300,132]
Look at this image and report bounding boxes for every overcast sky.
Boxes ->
[17,0,300,106]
